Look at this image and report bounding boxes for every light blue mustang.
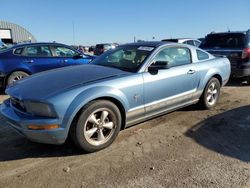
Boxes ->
[0,41,231,152]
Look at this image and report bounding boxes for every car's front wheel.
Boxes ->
[6,71,29,86]
[70,100,122,152]
[200,77,221,109]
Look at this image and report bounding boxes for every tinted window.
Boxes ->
[96,44,104,49]
[162,39,179,43]
[186,40,194,45]
[26,46,52,57]
[200,33,246,49]
[13,48,23,55]
[54,46,78,57]
[92,45,153,72]
[197,50,209,60]
[153,47,191,67]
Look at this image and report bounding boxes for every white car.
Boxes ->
[162,38,201,47]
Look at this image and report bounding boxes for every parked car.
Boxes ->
[200,30,250,83]
[162,38,201,47]
[0,42,95,87]
[94,43,117,55]
[0,41,230,152]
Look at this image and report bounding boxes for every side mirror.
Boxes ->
[148,61,170,75]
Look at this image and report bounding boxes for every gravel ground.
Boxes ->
[0,83,249,188]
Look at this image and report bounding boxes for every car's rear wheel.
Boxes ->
[70,100,122,152]
[246,76,250,85]
[200,77,220,109]
[6,71,29,86]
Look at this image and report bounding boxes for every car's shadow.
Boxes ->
[185,105,250,162]
[0,118,83,161]
[0,137,82,162]
[226,78,249,87]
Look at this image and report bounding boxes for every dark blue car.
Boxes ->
[0,42,95,87]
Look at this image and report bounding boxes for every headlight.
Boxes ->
[24,101,57,118]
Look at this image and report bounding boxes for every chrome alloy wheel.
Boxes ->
[84,109,116,146]
[206,82,218,106]
[7,71,29,86]
[13,75,25,81]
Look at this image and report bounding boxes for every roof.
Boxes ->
[120,41,169,48]
[207,30,249,35]
[0,20,36,43]
[10,42,70,49]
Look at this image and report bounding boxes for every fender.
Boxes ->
[199,68,222,89]
[62,86,130,133]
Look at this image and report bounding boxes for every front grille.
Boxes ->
[10,97,26,113]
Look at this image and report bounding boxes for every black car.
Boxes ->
[200,30,250,83]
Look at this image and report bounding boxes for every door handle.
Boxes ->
[24,59,34,63]
[187,69,196,74]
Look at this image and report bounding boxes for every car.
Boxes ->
[0,41,231,152]
[162,38,201,47]
[0,42,95,87]
[200,30,250,83]
[94,43,117,55]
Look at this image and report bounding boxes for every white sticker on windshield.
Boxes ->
[138,46,154,51]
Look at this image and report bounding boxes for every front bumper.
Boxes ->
[0,99,67,145]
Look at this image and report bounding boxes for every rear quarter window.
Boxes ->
[197,50,209,60]
[13,48,24,55]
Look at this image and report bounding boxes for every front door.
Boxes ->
[52,45,90,66]
[143,46,199,116]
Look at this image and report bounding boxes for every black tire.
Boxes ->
[246,76,250,85]
[70,100,122,152]
[199,77,221,109]
[6,71,29,87]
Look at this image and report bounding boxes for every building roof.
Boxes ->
[0,20,36,43]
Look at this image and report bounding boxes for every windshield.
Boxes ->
[200,33,246,49]
[91,45,154,72]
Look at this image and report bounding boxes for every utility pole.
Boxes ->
[72,22,75,45]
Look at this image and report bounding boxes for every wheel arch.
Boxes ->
[4,69,32,87]
[70,96,127,132]
[63,86,130,139]
[212,74,222,86]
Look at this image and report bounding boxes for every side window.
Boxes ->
[186,40,195,46]
[13,48,24,55]
[54,46,78,57]
[196,50,209,60]
[153,47,191,67]
[25,46,52,57]
[194,40,201,47]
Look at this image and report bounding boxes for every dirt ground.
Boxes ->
[0,82,249,188]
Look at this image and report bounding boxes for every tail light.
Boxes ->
[242,48,250,59]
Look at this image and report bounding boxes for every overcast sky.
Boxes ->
[1,0,250,45]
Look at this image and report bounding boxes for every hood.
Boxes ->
[6,64,128,100]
